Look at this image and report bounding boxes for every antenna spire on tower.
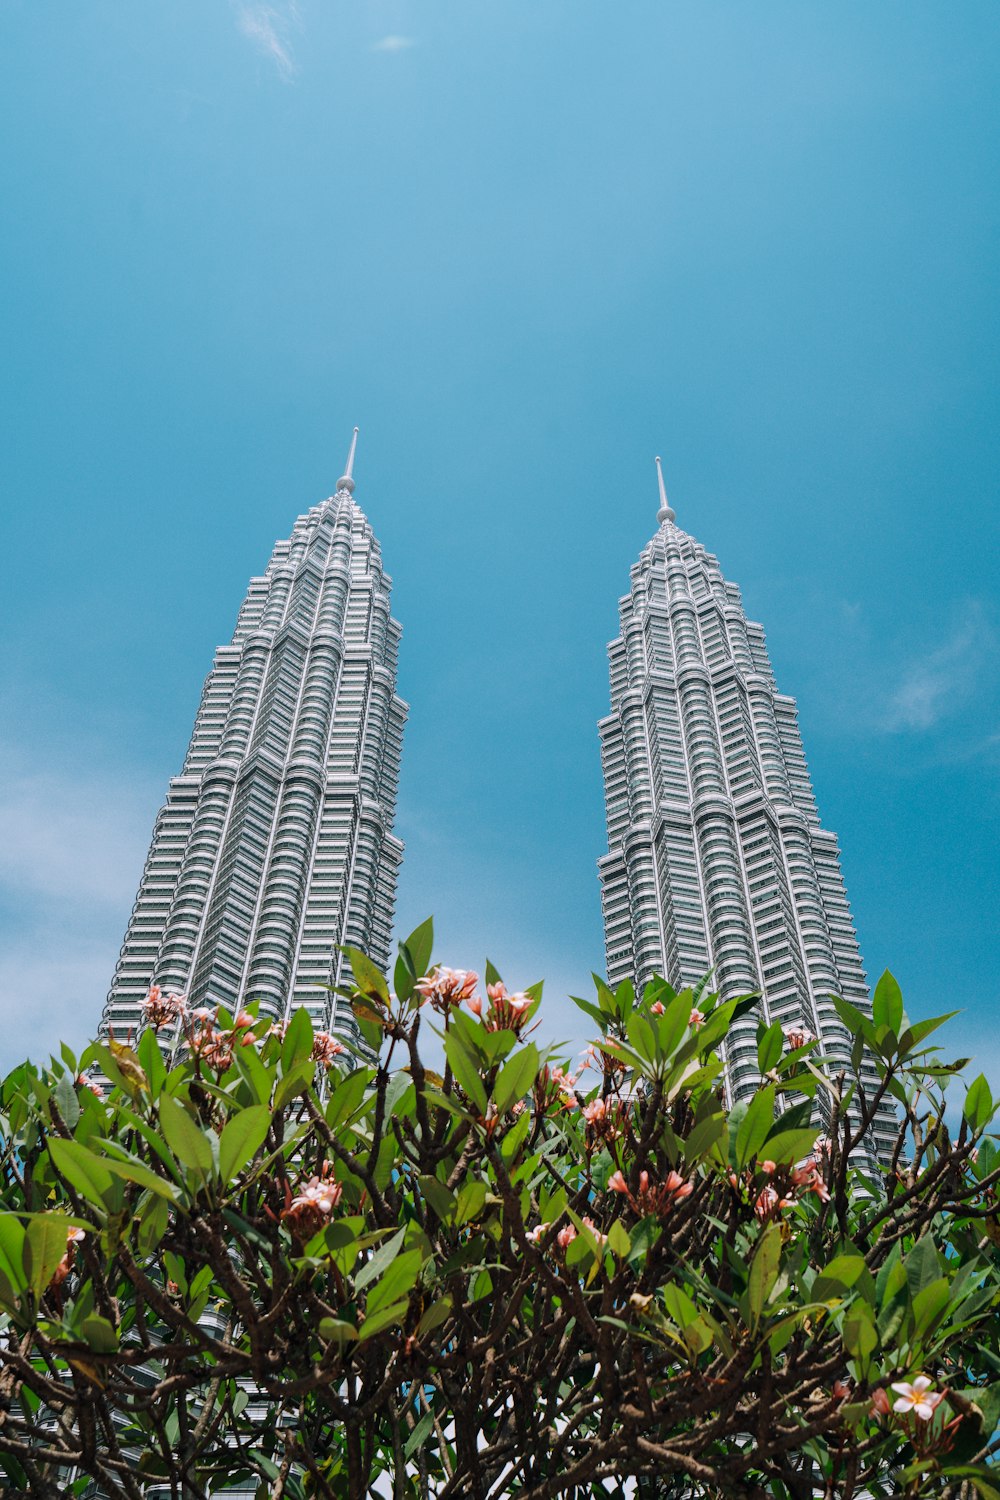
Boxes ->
[655,455,675,524]
[337,427,359,493]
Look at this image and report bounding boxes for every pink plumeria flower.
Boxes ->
[782,1022,815,1052]
[467,993,483,1017]
[607,1170,628,1194]
[526,1223,550,1246]
[664,1170,693,1200]
[557,1224,577,1249]
[76,1073,104,1099]
[891,1376,943,1421]
[761,1160,776,1176]
[311,1031,345,1066]
[582,1098,607,1125]
[650,1000,665,1016]
[689,1007,706,1028]
[487,981,507,1003]
[870,1387,892,1419]
[66,1227,86,1246]
[582,1216,607,1248]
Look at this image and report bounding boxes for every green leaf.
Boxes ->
[912,1277,952,1338]
[24,1215,75,1300]
[748,1223,782,1325]
[81,1314,118,1353]
[418,1174,457,1223]
[493,1045,539,1114]
[965,1074,994,1132]
[872,971,903,1036]
[444,1032,488,1115]
[0,1216,27,1299]
[354,1226,405,1292]
[103,1157,179,1203]
[761,1128,822,1167]
[757,1020,783,1074]
[683,1111,727,1164]
[343,947,390,1005]
[607,1219,631,1258]
[904,1235,941,1301]
[48,1137,114,1206]
[52,1072,81,1131]
[842,1301,878,1368]
[735,1087,775,1170]
[358,1298,410,1341]
[454,1179,487,1227]
[219,1105,271,1182]
[137,1028,167,1099]
[662,1281,700,1329]
[416,1295,453,1337]
[281,1008,314,1072]
[273,1058,315,1111]
[366,1249,423,1315]
[158,1095,214,1177]
[404,918,434,981]
[318,1316,358,1350]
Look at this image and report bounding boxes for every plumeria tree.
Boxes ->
[1,920,1000,1499]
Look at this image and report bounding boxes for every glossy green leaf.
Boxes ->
[219,1105,271,1181]
[494,1045,539,1114]
[872,971,903,1037]
[158,1096,214,1177]
[281,1008,314,1072]
[343,946,390,1005]
[748,1222,782,1324]
[48,1137,115,1205]
[735,1087,775,1170]
[757,1020,784,1074]
[444,1032,488,1115]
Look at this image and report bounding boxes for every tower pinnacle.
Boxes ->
[655,455,675,524]
[337,427,359,494]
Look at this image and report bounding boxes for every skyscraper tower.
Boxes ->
[103,431,407,1044]
[598,459,891,1156]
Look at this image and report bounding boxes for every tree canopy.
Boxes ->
[1,921,999,1499]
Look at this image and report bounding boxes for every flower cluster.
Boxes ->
[188,1009,235,1074]
[311,1030,345,1066]
[580,1094,630,1143]
[141,984,189,1030]
[76,1072,104,1099]
[280,1167,343,1239]
[608,1167,693,1216]
[649,1000,706,1028]
[782,1021,816,1052]
[474,981,534,1035]
[415,967,479,1013]
[527,1217,606,1253]
[534,1063,580,1112]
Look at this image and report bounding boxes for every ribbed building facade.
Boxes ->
[598,461,892,1158]
[103,433,406,1044]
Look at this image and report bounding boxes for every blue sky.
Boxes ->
[0,2,997,1078]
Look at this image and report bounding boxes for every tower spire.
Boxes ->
[655,455,675,524]
[337,427,359,494]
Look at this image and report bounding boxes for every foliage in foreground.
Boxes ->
[1,923,1000,1498]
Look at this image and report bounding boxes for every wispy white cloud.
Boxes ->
[887,601,997,732]
[234,2,301,80]
[373,35,417,54]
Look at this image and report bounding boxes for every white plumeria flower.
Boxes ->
[891,1375,943,1420]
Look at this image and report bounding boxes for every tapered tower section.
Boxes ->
[103,432,407,1045]
[598,460,892,1158]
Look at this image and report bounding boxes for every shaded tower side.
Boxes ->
[103,434,406,1046]
[598,461,894,1161]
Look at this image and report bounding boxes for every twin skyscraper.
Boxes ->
[103,435,889,1148]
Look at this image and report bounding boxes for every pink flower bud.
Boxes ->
[607,1171,628,1194]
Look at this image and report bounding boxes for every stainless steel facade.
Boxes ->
[103,434,406,1045]
[598,462,893,1158]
